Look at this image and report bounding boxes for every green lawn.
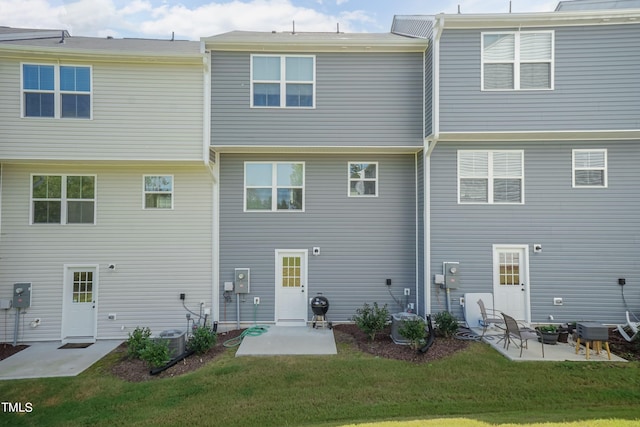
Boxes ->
[1,340,638,426]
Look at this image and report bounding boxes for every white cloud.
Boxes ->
[0,0,67,30]
[138,0,374,39]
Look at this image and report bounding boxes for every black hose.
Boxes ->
[149,349,196,375]
[418,315,435,354]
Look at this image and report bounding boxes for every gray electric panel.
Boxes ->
[13,283,32,308]
[443,263,460,289]
[234,268,250,294]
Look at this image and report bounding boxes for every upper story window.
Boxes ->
[22,64,91,119]
[144,175,174,209]
[245,162,305,211]
[349,162,378,197]
[573,149,607,188]
[458,150,524,204]
[31,175,96,224]
[251,55,315,108]
[481,31,553,91]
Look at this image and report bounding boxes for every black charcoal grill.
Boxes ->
[311,293,332,329]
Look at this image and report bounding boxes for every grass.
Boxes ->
[0,341,639,426]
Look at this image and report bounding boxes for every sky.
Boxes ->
[1,0,561,40]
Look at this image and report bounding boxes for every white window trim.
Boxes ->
[30,174,97,225]
[20,62,93,119]
[457,150,525,205]
[250,54,316,109]
[347,161,379,198]
[572,149,608,188]
[244,161,306,212]
[143,175,175,210]
[481,31,554,91]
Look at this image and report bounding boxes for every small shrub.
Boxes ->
[189,326,217,355]
[139,339,170,369]
[398,317,427,350]
[434,311,459,338]
[537,324,558,333]
[126,326,151,359]
[352,302,390,342]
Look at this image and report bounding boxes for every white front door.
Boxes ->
[493,245,530,322]
[275,250,308,326]
[62,266,97,342]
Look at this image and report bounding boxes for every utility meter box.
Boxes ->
[13,283,32,308]
[234,268,250,294]
[443,263,460,290]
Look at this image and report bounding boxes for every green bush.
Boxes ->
[189,326,217,355]
[139,339,170,369]
[434,311,459,338]
[398,317,427,350]
[126,326,151,359]
[352,302,390,342]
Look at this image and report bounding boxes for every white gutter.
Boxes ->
[424,16,444,317]
[202,46,211,167]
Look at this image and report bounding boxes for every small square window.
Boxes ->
[573,149,607,188]
[349,163,378,197]
[144,176,174,209]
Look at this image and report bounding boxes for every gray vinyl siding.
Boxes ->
[429,141,640,324]
[0,59,204,161]
[218,153,417,325]
[439,24,640,132]
[0,163,213,341]
[210,52,424,148]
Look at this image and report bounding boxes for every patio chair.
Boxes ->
[616,311,640,342]
[477,298,505,339]
[501,312,544,358]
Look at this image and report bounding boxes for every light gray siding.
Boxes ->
[429,141,640,324]
[0,59,204,161]
[210,52,424,148]
[0,163,213,341]
[218,153,417,325]
[439,24,640,132]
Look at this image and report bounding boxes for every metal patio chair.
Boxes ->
[477,298,505,340]
[501,312,544,358]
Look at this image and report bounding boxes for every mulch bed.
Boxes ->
[1,325,637,383]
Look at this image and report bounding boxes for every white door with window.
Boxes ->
[275,250,308,326]
[493,246,530,322]
[62,266,97,342]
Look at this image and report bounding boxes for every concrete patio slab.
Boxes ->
[0,340,122,380]
[476,327,627,362]
[236,326,336,356]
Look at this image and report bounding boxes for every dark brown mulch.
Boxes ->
[0,343,29,361]
[332,323,471,363]
[110,329,244,382]
[608,327,640,361]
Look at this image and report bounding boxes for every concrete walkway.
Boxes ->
[0,340,122,380]
[236,326,336,356]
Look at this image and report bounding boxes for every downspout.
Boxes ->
[202,45,219,323]
[425,15,443,316]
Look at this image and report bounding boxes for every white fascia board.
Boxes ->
[210,145,424,154]
[0,44,203,64]
[436,130,640,142]
[438,9,640,29]
[202,38,428,53]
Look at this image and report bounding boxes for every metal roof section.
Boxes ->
[556,0,640,11]
[391,15,435,39]
[0,26,202,63]
[202,30,428,52]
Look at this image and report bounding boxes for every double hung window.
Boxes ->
[31,175,96,224]
[458,151,524,204]
[482,31,553,90]
[245,162,304,211]
[22,64,91,118]
[348,162,378,197]
[251,55,315,108]
[572,149,607,188]
[144,176,174,209]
